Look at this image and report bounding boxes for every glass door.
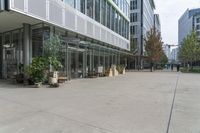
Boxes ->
[69,47,85,79]
[2,30,23,79]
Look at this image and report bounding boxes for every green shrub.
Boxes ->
[27,57,48,83]
[116,65,125,74]
[180,67,200,73]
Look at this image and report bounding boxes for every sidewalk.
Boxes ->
[0,72,199,133]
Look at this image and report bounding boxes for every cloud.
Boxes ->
[154,0,200,44]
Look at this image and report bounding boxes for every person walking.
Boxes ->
[177,64,180,72]
[171,64,174,71]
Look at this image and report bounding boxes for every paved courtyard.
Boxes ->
[0,72,200,133]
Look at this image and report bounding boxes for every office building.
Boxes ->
[129,0,156,68]
[0,0,130,79]
[154,14,161,33]
[171,48,179,63]
[178,8,200,45]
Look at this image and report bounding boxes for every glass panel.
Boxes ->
[111,7,115,31]
[70,48,84,79]
[115,11,118,33]
[3,31,22,78]
[76,0,81,11]
[95,0,100,22]
[101,0,106,26]
[106,2,111,29]
[81,0,85,13]
[86,0,93,18]
[65,0,75,8]
[32,24,44,57]
[119,15,122,36]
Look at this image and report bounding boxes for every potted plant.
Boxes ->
[43,35,63,86]
[27,57,47,88]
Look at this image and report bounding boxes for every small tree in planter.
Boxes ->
[43,35,63,85]
[27,57,48,87]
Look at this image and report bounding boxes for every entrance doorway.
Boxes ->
[69,47,86,79]
[2,31,23,79]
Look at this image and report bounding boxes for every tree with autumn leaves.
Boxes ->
[144,28,167,72]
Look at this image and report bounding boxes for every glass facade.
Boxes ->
[62,0,130,40]
[65,0,75,8]
[111,7,115,31]
[95,0,100,22]
[81,0,86,13]
[0,23,128,79]
[130,13,138,22]
[107,3,111,29]
[101,0,106,26]
[113,0,129,16]
[86,0,93,18]
[130,0,137,10]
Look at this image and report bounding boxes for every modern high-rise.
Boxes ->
[171,48,179,63]
[0,0,130,79]
[154,14,161,33]
[129,0,156,68]
[179,8,200,45]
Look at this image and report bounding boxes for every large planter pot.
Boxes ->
[122,68,126,75]
[49,71,58,84]
[111,65,118,76]
[49,77,58,84]
[108,68,113,77]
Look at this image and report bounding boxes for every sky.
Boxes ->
[154,0,200,45]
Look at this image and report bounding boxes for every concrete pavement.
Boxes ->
[0,72,199,133]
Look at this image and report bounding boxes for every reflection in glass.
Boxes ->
[95,0,100,22]
[87,0,93,18]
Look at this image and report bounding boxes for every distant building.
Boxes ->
[154,14,161,33]
[171,48,179,63]
[129,0,156,68]
[163,44,171,62]
[178,8,200,45]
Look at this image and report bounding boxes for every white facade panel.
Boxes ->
[65,7,75,30]
[8,0,129,50]
[49,1,63,25]
[14,0,24,11]
[28,0,46,18]
[94,25,101,40]
[76,15,85,34]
